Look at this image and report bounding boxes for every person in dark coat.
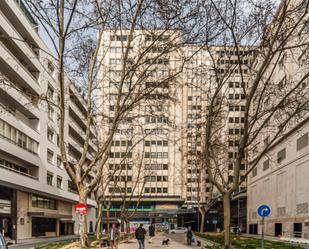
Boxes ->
[135,224,147,249]
[148,223,155,243]
[109,223,120,249]
[186,226,193,246]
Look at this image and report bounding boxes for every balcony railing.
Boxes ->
[14,0,38,31]
[0,163,38,180]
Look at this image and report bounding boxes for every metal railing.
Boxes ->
[14,0,39,30]
[282,231,309,239]
[0,163,38,180]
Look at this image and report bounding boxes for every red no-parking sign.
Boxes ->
[75,203,88,215]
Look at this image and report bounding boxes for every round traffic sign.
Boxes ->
[75,203,88,215]
[257,205,271,217]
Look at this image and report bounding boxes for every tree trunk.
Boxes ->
[106,205,110,235]
[200,207,206,233]
[223,193,231,249]
[124,218,130,242]
[79,194,89,248]
[96,202,103,240]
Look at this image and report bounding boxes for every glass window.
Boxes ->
[47,85,54,100]
[57,156,62,169]
[47,172,54,186]
[48,106,54,121]
[47,128,54,142]
[47,150,54,164]
[297,133,308,151]
[57,176,63,189]
[32,194,56,210]
[277,148,286,163]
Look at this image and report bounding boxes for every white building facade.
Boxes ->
[0,0,96,241]
[247,119,309,238]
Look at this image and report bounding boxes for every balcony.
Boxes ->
[14,0,38,31]
[0,161,38,180]
[0,41,41,95]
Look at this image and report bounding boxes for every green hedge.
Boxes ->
[195,233,305,249]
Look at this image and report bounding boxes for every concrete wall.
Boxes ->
[247,121,309,237]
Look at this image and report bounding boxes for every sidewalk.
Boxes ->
[8,235,78,249]
[119,234,205,249]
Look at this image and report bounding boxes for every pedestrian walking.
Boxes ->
[148,223,155,243]
[109,223,120,249]
[135,224,147,249]
[187,226,193,246]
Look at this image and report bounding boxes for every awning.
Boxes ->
[27,212,72,219]
[102,217,120,224]
[59,218,74,223]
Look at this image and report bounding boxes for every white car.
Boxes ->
[169,227,188,234]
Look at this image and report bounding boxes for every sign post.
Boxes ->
[257,205,271,249]
[75,203,88,249]
[212,219,218,232]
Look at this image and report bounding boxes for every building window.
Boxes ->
[47,172,54,186]
[263,136,270,147]
[68,180,78,193]
[47,85,54,100]
[0,119,39,155]
[32,194,56,210]
[57,134,60,147]
[57,156,62,169]
[296,202,309,215]
[57,176,63,189]
[296,133,308,151]
[47,150,54,164]
[47,128,54,143]
[277,148,286,163]
[263,159,270,171]
[252,168,257,177]
[48,106,54,121]
[144,152,168,158]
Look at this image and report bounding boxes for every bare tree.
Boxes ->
[24,0,203,246]
[196,0,309,247]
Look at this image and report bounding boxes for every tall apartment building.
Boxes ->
[0,0,96,242]
[182,45,253,231]
[98,29,253,230]
[98,29,185,229]
[247,0,309,237]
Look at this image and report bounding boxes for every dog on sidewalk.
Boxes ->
[162,238,171,245]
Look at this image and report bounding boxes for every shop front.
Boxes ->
[0,186,16,241]
[32,217,57,237]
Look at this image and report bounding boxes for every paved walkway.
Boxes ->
[119,233,213,249]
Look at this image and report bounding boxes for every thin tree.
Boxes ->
[198,0,309,247]
[25,0,200,246]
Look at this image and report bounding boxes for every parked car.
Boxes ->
[0,233,8,249]
[230,227,241,235]
[169,227,188,234]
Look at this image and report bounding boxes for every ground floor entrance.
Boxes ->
[275,223,282,236]
[59,221,74,236]
[294,223,302,238]
[0,186,16,240]
[249,224,258,234]
[32,217,57,237]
